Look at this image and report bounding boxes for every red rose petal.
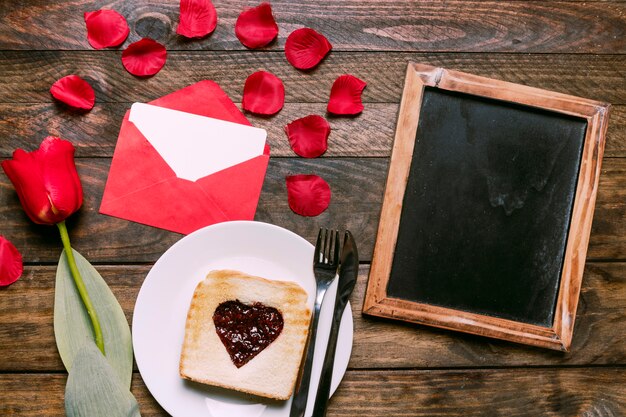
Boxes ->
[327,74,367,115]
[286,174,331,217]
[235,2,279,49]
[176,0,217,38]
[122,38,167,77]
[285,115,330,158]
[84,9,129,49]
[50,75,95,110]
[242,71,285,115]
[0,236,23,287]
[285,28,332,70]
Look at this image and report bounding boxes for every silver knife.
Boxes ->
[312,231,358,417]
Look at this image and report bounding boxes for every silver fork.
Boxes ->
[290,228,340,417]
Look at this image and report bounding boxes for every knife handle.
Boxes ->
[311,304,344,417]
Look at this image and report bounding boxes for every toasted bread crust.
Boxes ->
[180,270,311,400]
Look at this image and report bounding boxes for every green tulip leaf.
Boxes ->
[54,248,133,388]
[65,343,141,417]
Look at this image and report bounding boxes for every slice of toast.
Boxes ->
[179,269,311,400]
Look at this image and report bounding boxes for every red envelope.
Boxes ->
[99,81,270,234]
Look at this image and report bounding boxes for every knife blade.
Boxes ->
[311,231,358,417]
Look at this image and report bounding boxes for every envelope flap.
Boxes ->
[102,112,177,203]
[101,176,230,235]
[196,154,270,220]
[150,80,251,126]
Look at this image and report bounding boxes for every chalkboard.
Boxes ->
[386,87,587,327]
[363,63,610,351]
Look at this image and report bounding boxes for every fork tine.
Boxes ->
[324,228,331,263]
[327,229,334,265]
[314,228,343,266]
[332,230,340,265]
[314,228,324,264]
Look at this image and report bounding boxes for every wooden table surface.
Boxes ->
[1,1,626,416]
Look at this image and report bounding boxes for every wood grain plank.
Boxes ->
[329,369,625,417]
[1,157,624,263]
[0,157,386,262]
[0,103,396,158]
[2,103,626,159]
[0,262,624,372]
[1,1,626,53]
[1,369,624,416]
[0,52,625,104]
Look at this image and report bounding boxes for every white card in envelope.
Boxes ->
[129,103,267,182]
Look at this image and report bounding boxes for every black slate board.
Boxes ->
[386,87,588,327]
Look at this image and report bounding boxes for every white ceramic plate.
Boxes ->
[133,221,353,417]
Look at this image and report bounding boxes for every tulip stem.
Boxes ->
[57,221,105,355]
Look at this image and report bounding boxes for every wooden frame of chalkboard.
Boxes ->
[363,63,610,351]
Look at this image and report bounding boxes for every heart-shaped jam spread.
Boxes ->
[213,300,284,368]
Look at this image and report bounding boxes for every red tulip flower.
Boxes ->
[1,137,104,353]
[1,137,83,225]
